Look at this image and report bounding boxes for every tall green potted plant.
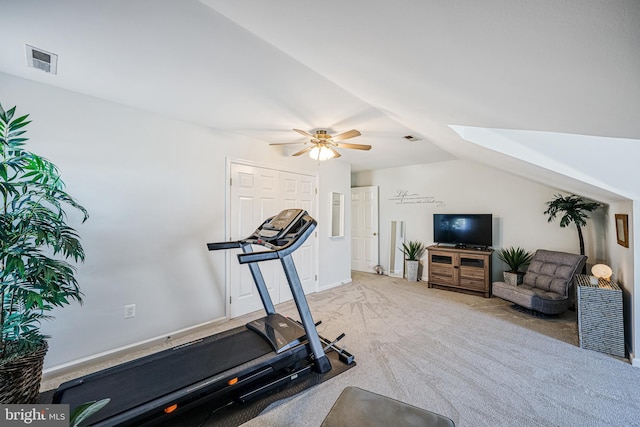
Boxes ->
[0,103,88,403]
[496,246,533,286]
[401,240,425,282]
[544,193,600,273]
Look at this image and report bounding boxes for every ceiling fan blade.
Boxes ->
[329,147,342,158]
[292,146,314,156]
[293,128,314,138]
[331,129,361,141]
[269,142,306,146]
[335,142,372,151]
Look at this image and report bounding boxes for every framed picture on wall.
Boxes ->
[615,214,629,248]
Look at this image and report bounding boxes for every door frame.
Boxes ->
[225,157,319,319]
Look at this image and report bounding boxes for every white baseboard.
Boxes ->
[42,315,227,379]
[319,278,352,291]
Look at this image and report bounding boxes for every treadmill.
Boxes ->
[53,208,351,426]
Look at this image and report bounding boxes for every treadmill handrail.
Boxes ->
[207,241,241,251]
[237,215,316,264]
[237,247,279,263]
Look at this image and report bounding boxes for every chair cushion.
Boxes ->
[493,281,571,315]
[493,249,587,315]
[322,386,455,427]
[523,250,587,297]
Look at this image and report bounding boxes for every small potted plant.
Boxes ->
[1,103,88,403]
[401,240,426,282]
[496,246,533,286]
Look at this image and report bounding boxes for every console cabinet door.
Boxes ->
[429,252,455,286]
[458,254,488,291]
[427,246,492,297]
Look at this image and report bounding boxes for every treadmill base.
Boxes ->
[37,348,356,427]
[161,348,356,427]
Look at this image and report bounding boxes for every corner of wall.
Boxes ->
[631,352,639,368]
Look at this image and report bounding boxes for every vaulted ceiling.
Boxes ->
[1,1,639,199]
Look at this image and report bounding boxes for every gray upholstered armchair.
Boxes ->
[492,249,587,315]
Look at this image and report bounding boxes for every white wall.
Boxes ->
[633,203,639,365]
[318,161,352,290]
[352,160,607,282]
[606,200,635,356]
[1,73,351,370]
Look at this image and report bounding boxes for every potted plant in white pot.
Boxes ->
[496,246,533,286]
[401,240,425,282]
[1,103,88,403]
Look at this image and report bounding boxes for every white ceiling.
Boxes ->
[1,1,639,183]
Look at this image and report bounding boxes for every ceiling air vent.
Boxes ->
[25,45,58,75]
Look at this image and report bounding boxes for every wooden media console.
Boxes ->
[427,245,493,298]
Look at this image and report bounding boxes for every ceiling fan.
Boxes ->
[270,129,371,161]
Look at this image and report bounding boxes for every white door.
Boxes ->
[229,163,317,318]
[351,186,379,272]
[229,163,280,317]
[280,171,317,296]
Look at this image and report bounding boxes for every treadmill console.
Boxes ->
[207,208,315,261]
[257,208,305,241]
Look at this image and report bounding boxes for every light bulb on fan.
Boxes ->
[309,146,336,161]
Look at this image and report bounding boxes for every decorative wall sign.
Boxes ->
[389,189,445,206]
[615,214,629,248]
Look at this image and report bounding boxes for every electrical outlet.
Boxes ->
[124,304,136,319]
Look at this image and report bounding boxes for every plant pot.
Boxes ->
[406,260,420,282]
[0,340,48,403]
[503,271,524,286]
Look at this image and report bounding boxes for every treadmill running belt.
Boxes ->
[57,328,273,422]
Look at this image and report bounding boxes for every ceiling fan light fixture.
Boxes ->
[309,146,336,161]
[272,128,365,160]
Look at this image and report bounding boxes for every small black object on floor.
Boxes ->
[38,349,355,427]
[510,304,558,319]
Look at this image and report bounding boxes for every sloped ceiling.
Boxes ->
[1,0,639,199]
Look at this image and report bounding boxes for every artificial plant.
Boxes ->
[496,246,533,273]
[69,398,110,427]
[401,240,426,261]
[544,193,600,257]
[0,102,88,361]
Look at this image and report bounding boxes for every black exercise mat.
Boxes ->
[38,349,355,427]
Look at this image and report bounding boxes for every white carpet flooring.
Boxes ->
[241,271,640,427]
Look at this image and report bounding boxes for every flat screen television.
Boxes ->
[433,214,492,248]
